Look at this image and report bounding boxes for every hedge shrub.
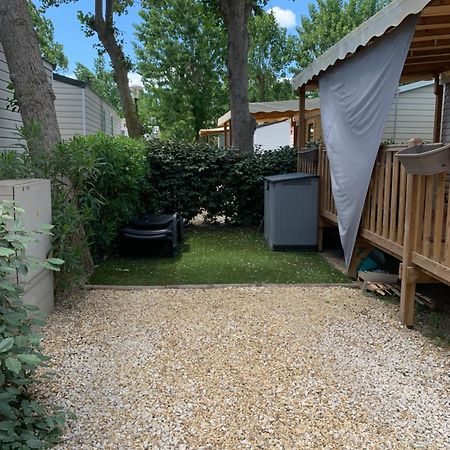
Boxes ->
[0,134,148,287]
[54,134,148,261]
[145,141,296,225]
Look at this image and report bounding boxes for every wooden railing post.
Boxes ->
[399,173,419,326]
[317,143,324,251]
[297,85,306,151]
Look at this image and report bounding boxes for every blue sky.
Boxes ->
[38,0,313,83]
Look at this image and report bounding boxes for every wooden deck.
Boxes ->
[298,145,450,325]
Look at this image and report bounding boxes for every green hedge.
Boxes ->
[0,136,296,287]
[0,134,148,285]
[145,141,296,225]
[55,134,148,261]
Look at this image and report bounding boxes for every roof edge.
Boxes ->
[292,0,432,91]
[53,73,87,89]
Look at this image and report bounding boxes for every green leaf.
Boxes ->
[39,224,54,231]
[0,247,15,257]
[20,430,37,440]
[0,337,14,353]
[46,258,64,266]
[0,279,17,292]
[0,420,15,432]
[54,412,66,427]
[5,357,22,374]
[0,264,14,273]
[40,261,61,271]
[26,438,44,449]
[0,401,15,418]
[30,401,44,415]
[17,354,42,365]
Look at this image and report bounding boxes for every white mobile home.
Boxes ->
[383,80,436,143]
[1,44,121,151]
[254,119,294,151]
[53,74,121,140]
[0,43,53,152]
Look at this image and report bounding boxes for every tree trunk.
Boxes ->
[94,0,143,138]
[219,0,256,153]
[0,0,61,155]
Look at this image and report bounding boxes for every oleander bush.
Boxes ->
[53,134,148,262]
[145,141,296,225]
[0,202,66,449]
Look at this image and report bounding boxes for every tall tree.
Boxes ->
[0,0,94,275]
[216,0,259,153]
[135,0,227,141]
[248,11,297,102]
[29,1,68,70]
[43,0,143,138]
[296,0,391,70]
[0,0,61,155]
[74,55,122,113]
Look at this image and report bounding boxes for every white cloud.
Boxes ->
[267,6,297,28]
[128,72,143,87]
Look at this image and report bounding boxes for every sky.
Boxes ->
[37,0,313,85]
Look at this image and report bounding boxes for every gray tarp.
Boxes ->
[319,15,418,267]
[292,0,431,90]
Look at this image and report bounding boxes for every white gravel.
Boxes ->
[37,286,450,449]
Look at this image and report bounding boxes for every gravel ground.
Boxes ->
[37,287,450,450]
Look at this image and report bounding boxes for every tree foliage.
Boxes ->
[135,0,299,139]
[296,0,391,70]
[28,1,68,70]
[135,0,228,141]
[248,11,297,102]
[74,55,122,113]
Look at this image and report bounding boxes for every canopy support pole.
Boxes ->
[297,86,306,150]
[434,74,443,143]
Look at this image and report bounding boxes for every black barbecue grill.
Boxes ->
[120,213,184,256]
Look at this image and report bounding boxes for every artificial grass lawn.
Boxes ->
[89,226,349,285]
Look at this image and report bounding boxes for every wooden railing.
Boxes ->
[409,172,450,284]
[359,146,409,259]
[298,145,337,222]
[298,142,450,326]
[298,144,450,288]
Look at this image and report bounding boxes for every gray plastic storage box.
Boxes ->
[264,173,319,250]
